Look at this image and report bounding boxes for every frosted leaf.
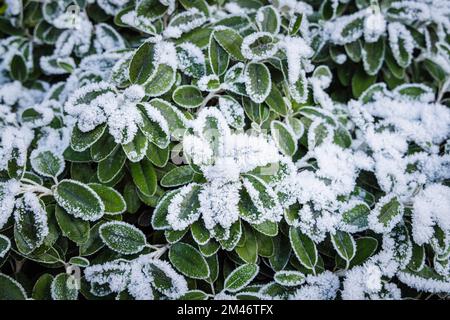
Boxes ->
[14,193,49,252]
[166,183,202,231]
[97,0,128,16]
[153,41,178,69]
[30,149,65,178]
[388,22,414,68]
[397,267,450,294]
[40,55,76,75]
[139,256,188,299]
[0,125,34,172]
[241,174,283,223]
[84,253,188,300]
[368,194,404,234]
[199,181,241,230]
[339,200,371,233]
[20,100,56,129]
[94,23,126,53]
[0,234,11,258]
[256,5,281,34]
[386,1,431,24]
[279,36,313,84]
[66,82,148,144]
[218,95,245,129]
[288,271,340,300]
[164,8,207,39]
[84,260,131,295]
[197,74,221,92]
[176,42,206,78]
[0,179,19,229]
[342,264,402,300]
[241,32,279,61]
[412,184,450,246]
[324,10,367,45]
[363,9,386,43]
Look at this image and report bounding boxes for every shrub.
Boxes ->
[0,0,450,300]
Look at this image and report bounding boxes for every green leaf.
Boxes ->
[32,274,53,300]
[169,242,210,279]
[242,33,277,60]
[265,85,288,116]
[0,273,27,300]
[352,68,376,98]
[209,33,229,76]
[79,221,106,256]
[53,179,105,221]
[161,165,194,187]
[289,227,317,270]
[165,229,189,244]
[224,264,259,292]
[146,143,169,167]
[71,124,106,152]
[218,95,245,129]
[172,85,204,108]
[256,232,274,257]
[97,146,126,183]
[394,84,433,101]
[136,0,168,22]
[239,174,281,225]
[128,158,157,197]
[274,270,305,287]
[359,83,388,104]
[180,290,208,300]
[256,5,280,33]
[90,132,117,162]
[348,237,378,267]
[129,41,155,84]
[51,273,78,300]
[191,221,210,245]
[69,256,90,267]
[144,64,176,97]
[252,220,278,237]
[270,235,291,271]
[271,120,297,156]
[345,40,362,62]
[235,226,258,264]
[199,240,220,257]
[331,231,356,266]
[245,62,271,103]
[55,205,90,245]
[213,27,245,61]
[88,183,126,215]
[362,37,385,76]
[99,221,146,255]
[10,54,27,82]
[123,182,141,214]
[407,243,425,272]
[152,189,179,230]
